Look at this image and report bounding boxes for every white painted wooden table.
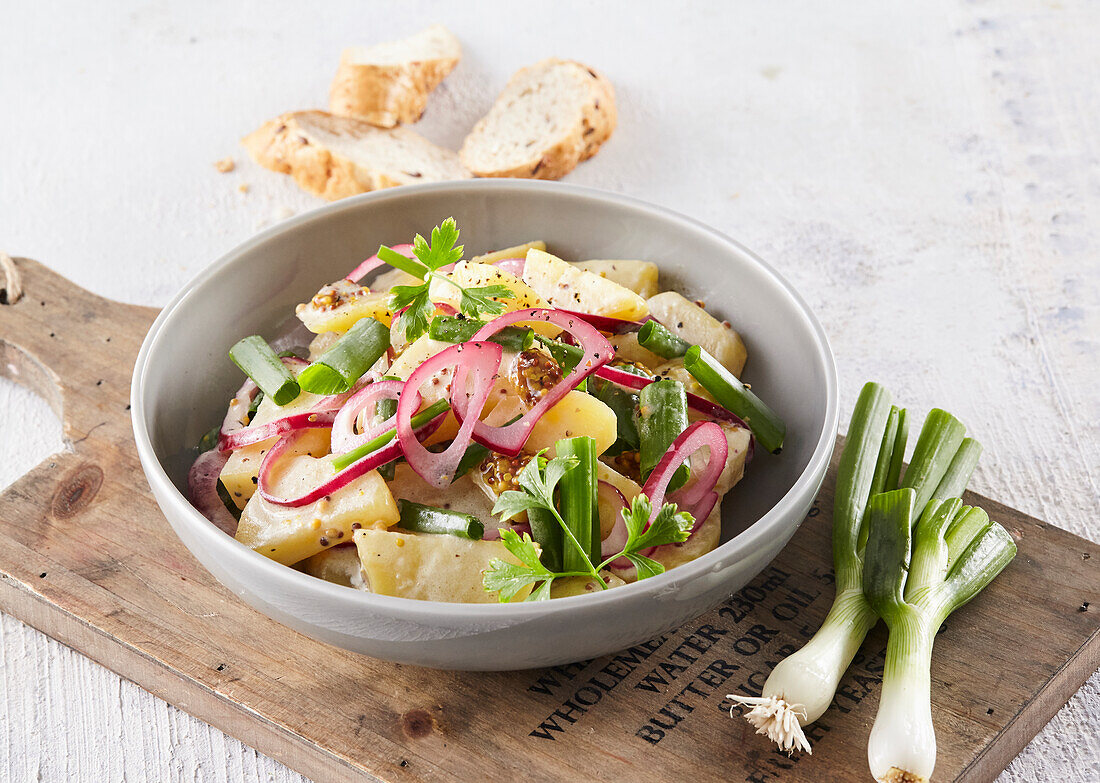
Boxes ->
[1,1,1097,780]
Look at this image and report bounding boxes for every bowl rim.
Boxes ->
[132,178,839,620]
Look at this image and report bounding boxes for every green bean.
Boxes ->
[396,499,484,540]
[683,345,786,454]
[637,320,691,359]
[533,334,584,373]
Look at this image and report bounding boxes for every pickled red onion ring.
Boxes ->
[642,421,729,529]
[454,309,614,456]
[330,379,405,453]
[398,341,503,487]
[346,243,414,283]
[598,481,630,565]
[187,449,238,536]
[555,309,656,335]
[492,257,525,276]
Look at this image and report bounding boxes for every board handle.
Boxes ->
[0,254,158,444]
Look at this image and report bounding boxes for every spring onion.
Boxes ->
[298,317,390,395]
[863,489,1015,783]
[637,320,691,359]
[229,335,300,406]
[728,383,976,755]
[331,398,450,471]
[429,315,534,353]
[683,345,785,454]
[555,437,600,569]
[396,499,484,540]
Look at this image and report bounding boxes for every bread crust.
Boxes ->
[460,58,616,180]
[242,111,467,201]
[330,56,459,128]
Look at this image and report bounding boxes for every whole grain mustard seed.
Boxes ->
[510,349,564,407]
[480,453,533,495]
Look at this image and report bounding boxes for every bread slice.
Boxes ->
[329,24,461,128]
[459,59,616,180]
[242,111,471,201]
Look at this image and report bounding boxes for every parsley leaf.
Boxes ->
[415,218,464,270]
[460,284,512,319]
[621,495,695,553]
[481,453,697,601]
[483,529,556,602]
[390,285,433,345]
[623,552,665,581]
[378,218,516,342]
[491,489,544,521]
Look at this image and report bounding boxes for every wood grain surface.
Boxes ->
[0,257,1096,783]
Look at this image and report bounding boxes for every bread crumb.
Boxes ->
[215,157,236,173]
[238,183,250,193]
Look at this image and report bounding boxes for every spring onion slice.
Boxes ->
[331,399,450,471]
[229,335,300,406]
[727,384,975,755]
[863,489,1016,783]
[555,436,601,569]
[298,317,390,395]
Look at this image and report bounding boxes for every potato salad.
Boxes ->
[188,219,784,603]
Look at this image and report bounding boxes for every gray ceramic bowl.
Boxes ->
[131,180,838,670]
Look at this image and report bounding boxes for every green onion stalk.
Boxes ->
[727,383,974,754]
[862,490,1015,783]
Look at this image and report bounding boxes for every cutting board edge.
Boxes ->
[0,574,383,783]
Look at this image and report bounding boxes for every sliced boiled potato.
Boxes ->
[550,572,627,598]
[525,390,617,457]
[296,279,393,333]
[646,291,747,377]
[220,429,329,509]
[428,261,558,336]
[219,370,333,509]
[523,249,648,321]
[300,544,367,589]
[388,335,453,382]
[353,528,534,602]
[574,259,659,299]
[608,332,663,371]
[715,423,752,496]
[307,330,340,360]
[471,240,546,265]
[236,457,398,565]
[653,359,713,402]
[646,503,722,576]
[369,266,421,293]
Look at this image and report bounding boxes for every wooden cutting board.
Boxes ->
[1,256,1097,783]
